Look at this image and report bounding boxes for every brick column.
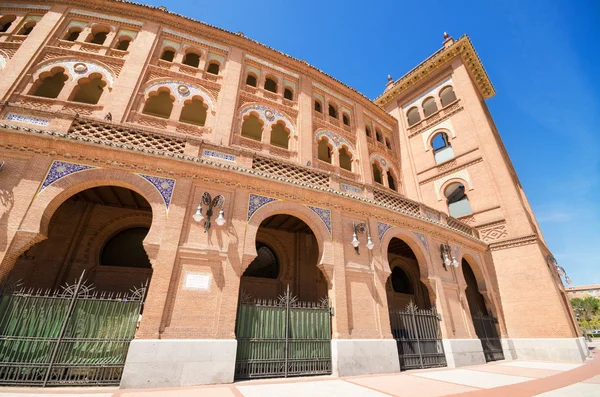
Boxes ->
[353,103,373,185]
[297,76,313,166]
[211,47,243,146]
[329,208,350,338]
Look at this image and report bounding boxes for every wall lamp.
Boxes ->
[193,192,225,232]
[440,242,459,270]
[547,254,572,284]
[351,222,374,253]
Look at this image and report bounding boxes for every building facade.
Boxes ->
[566,285,600,299]
[0,0,586,389]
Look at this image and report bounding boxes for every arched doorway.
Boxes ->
[235,214,331,379]
[0,186,153,386]
[462,258,504,362]
[386,237,446,370]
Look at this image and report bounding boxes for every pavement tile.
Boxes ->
[412,368,533,389]
[468,364,561,378]
[348,374,480,397]
[121,386,237,397]
[499,361,583,371]
[583,374,600,384]
[236,379,389,397]
[534,382,600,396]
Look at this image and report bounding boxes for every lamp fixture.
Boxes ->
[192,192,225,232]
[440,242,459,270]
[547,254,572,284]
[352,222,374,253]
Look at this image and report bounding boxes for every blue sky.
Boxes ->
[142,0,599,285]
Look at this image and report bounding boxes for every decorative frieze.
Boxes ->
[144,81,214,108]
[202,150,235,162]
[477,221,508,242]
[4,113,50,126]
[138,174,176,210]
[340,183,362,194]
[163,28,228,52]
[39,160,95,193]
[71,9,143,26]
[245,55,298,78]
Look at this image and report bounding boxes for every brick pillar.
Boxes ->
[329,208,350,338]
[0,5,67,101]
[211,47,243,146]
[297,76,313,166]
[353,103,373,185]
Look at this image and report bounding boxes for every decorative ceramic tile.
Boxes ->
[425,209,441,221]
[370,154,391,171]
[377,222,393,242]
[240,105,294,134]
[36,60,114,87]
[246,55,299,78]
[163,28,229,51]
[341,184,362,194]
[138,174,176,210]
[207,53,225,64]
[0,3,50,9]
[202,150,235,162]
[413,231,429,253]
[307,206,331,235]
[71,9,143,26]
[314,131,355,155]
[39,160,95,193]
[247,194,276,221]
[5,113,50,126]
[313,82,353,105]
[144,81,214,108]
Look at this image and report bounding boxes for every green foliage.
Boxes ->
[570,296,600,335]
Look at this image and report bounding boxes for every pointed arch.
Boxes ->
[143,80,215,110]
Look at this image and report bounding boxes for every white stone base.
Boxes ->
[501,338,517,360]
[331,339,400,376]
[120,339,237,388]
[505,338,587,362]
[442,339,486,367]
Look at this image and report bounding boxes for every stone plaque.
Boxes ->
[183,272,211,291]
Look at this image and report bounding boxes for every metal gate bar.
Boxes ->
[472,312,504,362]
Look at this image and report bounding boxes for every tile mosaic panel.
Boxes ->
[39,160,95,193]
[377,222,393,242]
[307,206,331,235]
[138,174,176,210]
[341,184,362,194]
[145,81,214,108]
[240,105,294,133]
[202,149,235,162]
[413,231,429,253]
[247,194,277,221]
[314,131,355,155]
[4,113,50,126]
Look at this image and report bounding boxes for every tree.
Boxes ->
[570,296,600,338]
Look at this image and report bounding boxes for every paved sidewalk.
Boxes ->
[1,349,598,397]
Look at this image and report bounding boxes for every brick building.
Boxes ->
[0,0,585,389]
[566,285,600,299]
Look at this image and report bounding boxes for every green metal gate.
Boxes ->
[472,311,504,362]
[0,273,146,386]
[234,286,332,379]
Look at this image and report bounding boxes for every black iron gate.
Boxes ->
[389,302,446,370]
[234,286,332,380]
[472,312,504,362]
[0,273,146,386]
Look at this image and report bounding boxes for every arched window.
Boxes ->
[317,138,332,164]
[339,146,352,171]
[422,97,438,117]
[328,104,338,118]
[365,126,372,137]
[246,74,257,87]
[440,86,457,107]
[264,77,277,93]
[387,172,396,191]
[17,21,35,36]
[270,121,289,149]
[87,27,109,45]
[182,51,200,68]
[142,89,174,119]
[207,62,220,75]
[179,97,207,126]
[342,113,350,126]
[391,267,413,294]
[243,242,279,279]
[64,27,81,41]
[375,129,383,143]
[445,182,472,217]
[283,87,293,100]
[160,49,175,62]
[241,113,263,141]
[407,107,421,126]
[372,163,383,185]
[101,227,151,268]
[71,74,106,105]
[385,138,392,150]
[314,100,322,113]
[432,132,454,164]
[116,38,131,51]
[31,68,67,99]
[0,15,16,33]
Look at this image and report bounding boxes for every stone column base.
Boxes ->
[505,337,587,362]
[120,339,237,389]
[331,339,400,376]
[442,339,486,367]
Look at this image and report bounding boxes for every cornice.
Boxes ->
[488,234,538,251]
[375,36,495,107]
[419,157,483,185]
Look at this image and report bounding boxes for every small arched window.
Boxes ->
[445,182,472,217]
[314,100,322,113]
[241,113,263,141]
[339,146,352,171]
[264,77,277,93]
[179,97,207,126]
[207,62,220,75]
[31,68,67,99]
[64,27,81,42]
[372,163,383,185]
[270,121,289,149]
[422,97,438,117]
[116,38,131,51]
[342,113,350,126]
[182,52,201,68]
[243,242,279,279]
[87,28,109,45]
[160,49,175,62]
[432,132,454,164]
[385,138,392,150]
[71,74,106,105]
[283,87,293,100]
[0,15,16,33]
[101,227,151,268]
[440,86,457,107]
[387,172,396,191]
[142,89,175,119]
[407,107,421,126]
[328,104,338,118]
[375,129,383,143]
[365,126,372,137]
[17,21,36,36]
[246,74,257,87]
[317,138,332,164]
[391,267,413,294]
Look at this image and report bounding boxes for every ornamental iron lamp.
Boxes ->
[193,192,225,232]
[547,254,572,284]
[440,242,459,270]
[351,222,374,254]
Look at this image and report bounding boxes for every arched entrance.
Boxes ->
[0,186,153,386]
[462,258,504,362]
[386,237,446,370]
[235,214,331,379]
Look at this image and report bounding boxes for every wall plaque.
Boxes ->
[183,272,212,291]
